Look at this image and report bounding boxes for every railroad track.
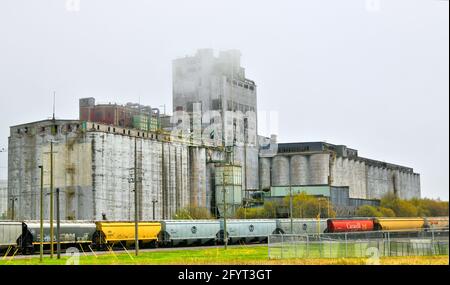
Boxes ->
[7,242,268,260]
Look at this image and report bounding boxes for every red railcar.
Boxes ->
[326,219,374,233]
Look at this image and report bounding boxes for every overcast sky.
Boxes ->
[0,0,448,199]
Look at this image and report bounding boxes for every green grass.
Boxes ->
[0,246,266,265]
[0,245,447,265]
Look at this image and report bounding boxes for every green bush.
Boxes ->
[356,205,382,217]
[173,207,213,219]
[379,193,448,217]
[378,207,396,217]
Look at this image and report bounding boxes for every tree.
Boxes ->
[356,205,382,217]
[378,207,396,217]
[174,207,213,219]
[412,198,449,217]
[380,193,418,217]
[262,201,279,218]
[380,192,399,210]
[283,192,335,218]
[395,200,418,217]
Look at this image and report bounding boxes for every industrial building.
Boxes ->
[259,141,420,200]
[5,49,421,221]
[172,49,259,215]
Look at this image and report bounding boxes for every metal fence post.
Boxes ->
[387,232,390,257]
[306,235,309,258]
[294,235,297,258]
[329,240,332,258]
[345,233,348,258]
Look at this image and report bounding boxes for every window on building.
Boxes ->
[212,99,222,110]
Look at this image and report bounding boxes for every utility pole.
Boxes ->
[222,168,227,250]
[318,201,321,234]
[9,197,17,220]
[289,157,293,234]
[134,137,139,256]
[152,199,158,220]
[38,165,44,262]
[56,188,61,259]
[326,198,330,218]
[50,140,54,258]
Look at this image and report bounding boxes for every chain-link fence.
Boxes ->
[268,229,449,259]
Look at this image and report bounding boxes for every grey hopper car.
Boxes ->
[219,219,278,244]
[276,219,327,235]
[159,220,220,246]
[19,221,96,254]
[0,221,22,250]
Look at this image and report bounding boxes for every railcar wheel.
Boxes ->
[92,231,107,250]
[273,228,284,234]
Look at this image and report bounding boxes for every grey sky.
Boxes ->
[0,0,448,199]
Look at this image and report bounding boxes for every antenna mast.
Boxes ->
[52,91,56,121]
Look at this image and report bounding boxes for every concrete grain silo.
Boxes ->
[309,153,329,185]
[290,155,309,185]
[259,157,271,191]
[271,156,290,186]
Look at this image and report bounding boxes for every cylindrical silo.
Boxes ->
[309,153,329,185]
[290,155,309,186]
[189,147,207,208]
[271,156,290,186]
[259,157,271,190]
[393,170,400,196]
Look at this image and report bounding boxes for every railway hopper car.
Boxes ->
[159,220,220,246]
[326,219,375,233]
[276,219,327,234]
[92,221,161,249]
[0,222,22,251]
[18,221,96,254]
[219,219,277,244]
[373,218,425,231]
[425,217,449,229]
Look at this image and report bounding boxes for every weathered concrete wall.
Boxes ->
[8,121,196,221]
[331,157,367,199]
[309,153,330,185]
[271,156,290,186]
[80,133,191,221]
[332,157,420,200]
[259,157,271,191]
[262,152,420,200]
[8,121,91,221]
[189,146,207,209]
[232,145,259,191]
[290,155,309,186]
[396,171,420,200]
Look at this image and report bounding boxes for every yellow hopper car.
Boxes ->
[374,218,425,231]
[425,217,449,229]
[92,221,161,249]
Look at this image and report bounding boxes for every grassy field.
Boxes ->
[0,245,448,265]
